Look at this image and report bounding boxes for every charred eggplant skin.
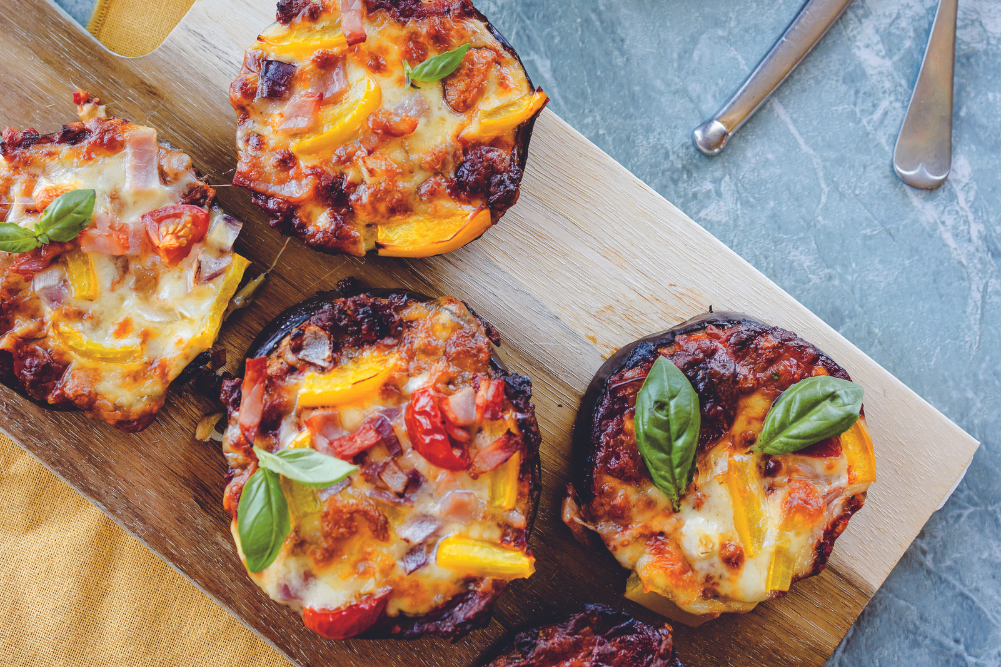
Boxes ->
[480,604,684,667]
[235,278,543,640]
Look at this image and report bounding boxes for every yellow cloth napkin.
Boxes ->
[1,2,291,665]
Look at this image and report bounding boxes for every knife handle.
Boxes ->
[692,0,855,156]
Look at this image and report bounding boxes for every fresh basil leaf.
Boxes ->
[754,376,863,455]
[0,223,40,253]
[634,355,701,510]
[34,189,96,243]
[254,445,357,488]
[406,43,470,84]
[237,468,291,573]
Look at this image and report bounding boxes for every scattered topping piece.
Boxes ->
[291,76,381,157]
[303,590,390,640]
[143,204,209,266]
[405,387,470,471]
[376,206,491,257]
[726,454,768,558]
[298,351,397,407]
[460,90,549,143]
[64,249,98,300]
[436,535,535,579]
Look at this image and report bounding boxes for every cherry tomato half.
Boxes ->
[302,590,390,640]
[143,204,209,266]
[405,387,470,471]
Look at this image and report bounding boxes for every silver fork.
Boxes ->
[893,0,958,190]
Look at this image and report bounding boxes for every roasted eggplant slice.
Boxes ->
[568,313,875,623]
[220,279,542,639]
[230,0,547,257]
[0,93,248,432]
[482,604,684,667]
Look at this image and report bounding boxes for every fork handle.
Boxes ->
[692,0,855,156]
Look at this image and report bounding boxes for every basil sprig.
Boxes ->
[634,356,701,511]
[0,189,96,253]
[404,43,470,88]
[753,376,863,455]
[253,445,358,488]
[238,446,357,572]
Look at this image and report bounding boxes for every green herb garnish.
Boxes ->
[753,376,863,455]
[238,446,357,572]
[0,189,96,253]
[634,356,701,511]
[404,43,470,88]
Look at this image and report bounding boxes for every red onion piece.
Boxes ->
[394,93,429,120]
[370,414,402,456]
[400,544,428,574]
[379,459,409,494]
[404,468,425,496]
[396,513,441,544]
[207,214,243,252]
[195,250,232,284]
[317,478,351,500]
[258,59,297,100]
[297,326,332,368]
[32,266,68,307]
[367,489,413,507]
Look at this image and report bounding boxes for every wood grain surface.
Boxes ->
[0,1,979,665]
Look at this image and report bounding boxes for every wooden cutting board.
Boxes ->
[0,1,979,665]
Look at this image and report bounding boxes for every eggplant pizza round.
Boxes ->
[230,0,547,257]
[484,604,684,667]
[566,313,876,622]
[219,282,541,639]
[0,93,248,431]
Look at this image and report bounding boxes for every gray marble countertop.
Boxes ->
[54,0,1001,664]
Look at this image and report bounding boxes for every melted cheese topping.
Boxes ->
[233,3,541,255]
[225,297,535,621]
[599,390,874,617]
[0,102,247,428]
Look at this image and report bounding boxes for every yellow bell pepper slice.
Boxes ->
[53,321,143,364]
[260,27,348,59]
[726,454,768,558]
[189,254,251,350]
[436,535,535,579]
[291,76,381,157]
[841,417,877,487]
[490,452,520,510]
[65,250,98,301]
[766,545,795,592]
[299,352,397,408]
[460,89,548,143]
[287,430,313,449]
[377,207,492,257]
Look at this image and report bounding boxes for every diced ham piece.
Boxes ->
[437,490,484,522]
[278,92,321,135]
[297,325,332,368]
[339,0,367,45]
[312,59,348,105]
[470,431,521,475]
[124,127,160,192]
[308,413,400,461]
[475,378,506,422]
[78,227,131,256]
[442,387,476,427]
[9,242,73,276]
[238,357,268,445]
